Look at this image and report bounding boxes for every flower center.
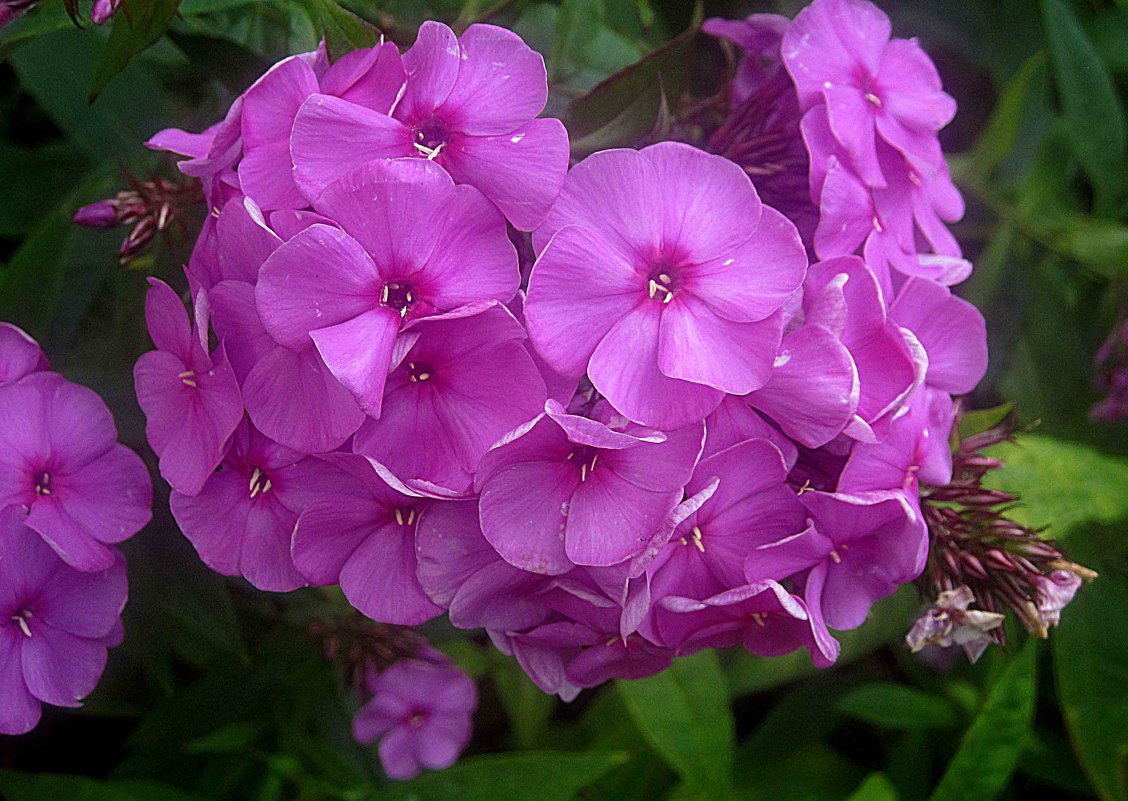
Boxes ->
[407,361,433,383]
[10,608,32,638]
[178,369,198,388]
[565,445,600,482]
[678,525,705,553]
[646,265,680,304]
[412,118,449,160]
[34,472,51,496]
[392,506,418,527]
[381,282,415,318]
[407,711,427,728]
[248,466,272,499]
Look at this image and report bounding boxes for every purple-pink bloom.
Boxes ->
[0,323,48,386]
[475,399,703,570]
[0,505,127,734]
[169,420,342,592]
[353,304,546,495]
[255,159,520,416]
[134,279,243,496]
[782,0,956,187]
[799,489,929,631]
[240,44,406,209]
[889,277,988,395]
[526,142,807,429]
[291,22,569,230]
[292,454,479,625]
[353,652,477,780]
[90,0,119,24]
[0,372,151,572]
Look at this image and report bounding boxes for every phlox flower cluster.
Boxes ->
[135,0,986,742]
[0,323,151,734]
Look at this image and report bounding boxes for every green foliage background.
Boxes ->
[1,1,1127,799]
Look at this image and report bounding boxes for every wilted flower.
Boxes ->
[906,585,1005,663]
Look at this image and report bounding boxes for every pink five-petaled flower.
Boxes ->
[0,322,48,386]
[0,505,127,734]
[0,372,151,572]
[255,159,520,417]
[353,652,478,781]
[352,304,547,495]
[475,399,704,571]
[526,142,807,429]
[291,21,570,230]
[169,420,343,592]
[292,454,479,625]
[134,279,243,496]
[781,0,956,187]
[240,43,406,209]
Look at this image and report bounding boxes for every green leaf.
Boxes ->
[1042,0,1128,214]
[836,683,958,731]
[0,199,74,338]
[562,1,700,157]
[928,639,1038,801]
[848,774,900,801]
[617,650,734,799]
[958,403,1014,440]
[305,0,378,61]
[965,53,1046,176]
[984,435,1128,536]
[184,722,264,754]
[0,0,74,60]
[491,653,556,749]
[366,751,628,801]
[0,771,210,801]
[90,0,182,99]
[1053,524,1128,801]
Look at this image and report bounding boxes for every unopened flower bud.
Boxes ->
[73,200,120,229]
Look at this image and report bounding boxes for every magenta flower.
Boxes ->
[475,399,703,570]
[889,277,988,395]
[802,256,924,442]
[0,323,48,386]
[240,44,405,209]
[802,107,968,291]
[255,159,520,416]
[134,279,243,496]
[0,372,151,572]
[526,142,807,429]
[782,0,956,187]
[291,22,570,230]
[353,304,546,495]
[292,454,479,625]
[90,0,119,25]
[169,420,342,592]
[353,653,477,780]
[0,505,127,734]
[799,489,929,631]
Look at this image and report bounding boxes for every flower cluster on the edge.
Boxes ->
[131,0,987,776]
[0,324,152,734]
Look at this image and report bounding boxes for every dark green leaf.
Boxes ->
[562,1,700,157]
[617,650,733,799]
[90,0,182,100]
[366,751,628,801]
[0,198,74,338]
[965,53,1046,177]
[1053,525,1128,801]
[1042,0,1127,213]
[837,683,958,731]
[848,773,900,801]
[0,0,74,60]
[928,639,1037,801]
[306,0,378,61]
[491,653,556,749]
[0,771,210,801]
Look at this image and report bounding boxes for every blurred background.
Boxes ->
[0,1,1126,799]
